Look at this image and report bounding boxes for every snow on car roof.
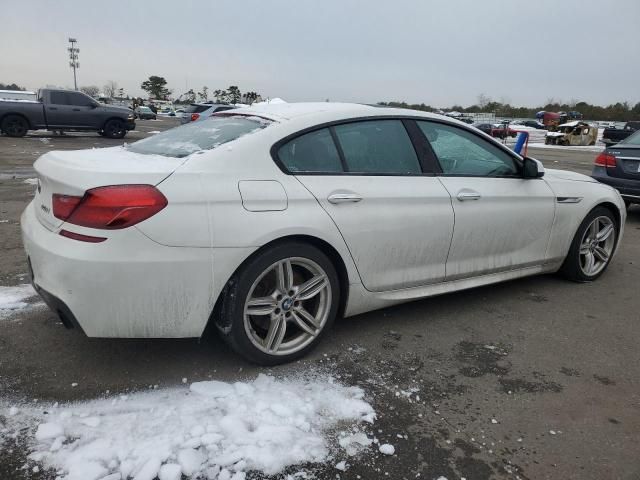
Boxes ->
[227,102,453,125]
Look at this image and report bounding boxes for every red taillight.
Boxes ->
[191,113,200,122]
[53,194,83,220]
[594,152,616,168]
[53,185,167,229]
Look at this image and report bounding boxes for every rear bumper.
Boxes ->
[592,168,640,202]
[21,201,216,338]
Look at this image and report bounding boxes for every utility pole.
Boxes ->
[68,38,80,90]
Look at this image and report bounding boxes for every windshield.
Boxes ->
[126,115,273,158]
[619,129,640,146]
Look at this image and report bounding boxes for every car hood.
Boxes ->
[544,168,597,183]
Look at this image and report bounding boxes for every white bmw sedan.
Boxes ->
[22,103,626,364]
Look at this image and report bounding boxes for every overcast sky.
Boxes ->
[2,0,639,107]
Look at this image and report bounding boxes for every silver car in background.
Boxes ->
[181,103,237,124]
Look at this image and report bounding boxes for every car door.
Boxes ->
[416,120,556,281]
[275,119,455,292]
[45,91,98,128]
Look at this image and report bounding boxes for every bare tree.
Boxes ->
[477,93,491,109]
[103,80,118,98]
[80,85,100,97]
[198,86,209,102]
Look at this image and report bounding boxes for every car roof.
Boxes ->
[224,102,455,125]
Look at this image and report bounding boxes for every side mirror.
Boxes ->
[523,157,544,178]
[90,103,98,109]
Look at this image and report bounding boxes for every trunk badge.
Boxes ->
[40,204,50,214]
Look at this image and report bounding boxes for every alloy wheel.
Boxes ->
[243,257,332,356]
[579,216,615,276]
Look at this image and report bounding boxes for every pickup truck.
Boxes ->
[602,121,640,147]
[0,89,135,138]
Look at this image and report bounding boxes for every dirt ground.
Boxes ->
[1,119,639,480]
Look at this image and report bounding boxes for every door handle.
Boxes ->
[49,107,58,110]
[328,192,362,204]
[456,190,482,201]
[72,108,81,111]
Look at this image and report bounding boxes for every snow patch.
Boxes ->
[378,444,395,455]
[0,284,39,318]
[3,374,375,479]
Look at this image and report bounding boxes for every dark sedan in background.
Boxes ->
[592,130,640,207]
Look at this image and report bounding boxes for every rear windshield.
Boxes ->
[126,115,272,158]
[620,130,640,146]
[185,104,213,114]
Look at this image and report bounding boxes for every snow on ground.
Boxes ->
[23,177,38,185]
[527,143,604,153]
[0,284,39,319]
[1,374,376,480]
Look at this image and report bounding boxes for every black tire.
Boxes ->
[214,241,340,365]
[1,114,29,137]
[560,206,618,282]
[102,119,127,139]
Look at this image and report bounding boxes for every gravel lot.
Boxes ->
[1,118,638,479]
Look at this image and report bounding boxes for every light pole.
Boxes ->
[68,38,80,90]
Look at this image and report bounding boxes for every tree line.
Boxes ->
[379,94,640,122]
[138,76,261,105]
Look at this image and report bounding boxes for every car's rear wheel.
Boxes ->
[102,119,126,139]
[1,114,29,137]
[561,206,617,282]
[215,242,339,365]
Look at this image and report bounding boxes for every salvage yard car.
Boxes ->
[592,129,640,208]
[545,121,598,146]
[0,88,135,138]
[21,103,626,365]
[601,121,640,147]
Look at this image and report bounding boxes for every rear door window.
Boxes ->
[49,92,67,105]
[334,120,421,174]
[278,128,343,173]
[126,115,272,158]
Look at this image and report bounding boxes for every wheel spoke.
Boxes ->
[596,223,614,242]
[292,307,320,336]
[295,274,327,301]
[276,260,294,293]
[593,246,609,262]
[245,296,277,316]
[588,219,598,241]
[583,251,595,274]
[265,316,286,352]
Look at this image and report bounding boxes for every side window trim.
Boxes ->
[402,119,441,175]
[328,126,349,172]
[417,119,523,178]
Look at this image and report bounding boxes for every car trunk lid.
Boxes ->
[33,146,186,231]
[606,145,640,179]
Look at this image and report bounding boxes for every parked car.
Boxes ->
[512,120,545,129]
[545,121,598,146]
[472,122,517,139]
[592,129,640,207]
[135,106,157,120]
[0,89,135,138]
[602,121,640,147]
[22,103,625,365]
[181,103,236,124]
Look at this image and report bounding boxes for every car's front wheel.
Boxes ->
[215,242,340,365]
[561,206,618,282]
